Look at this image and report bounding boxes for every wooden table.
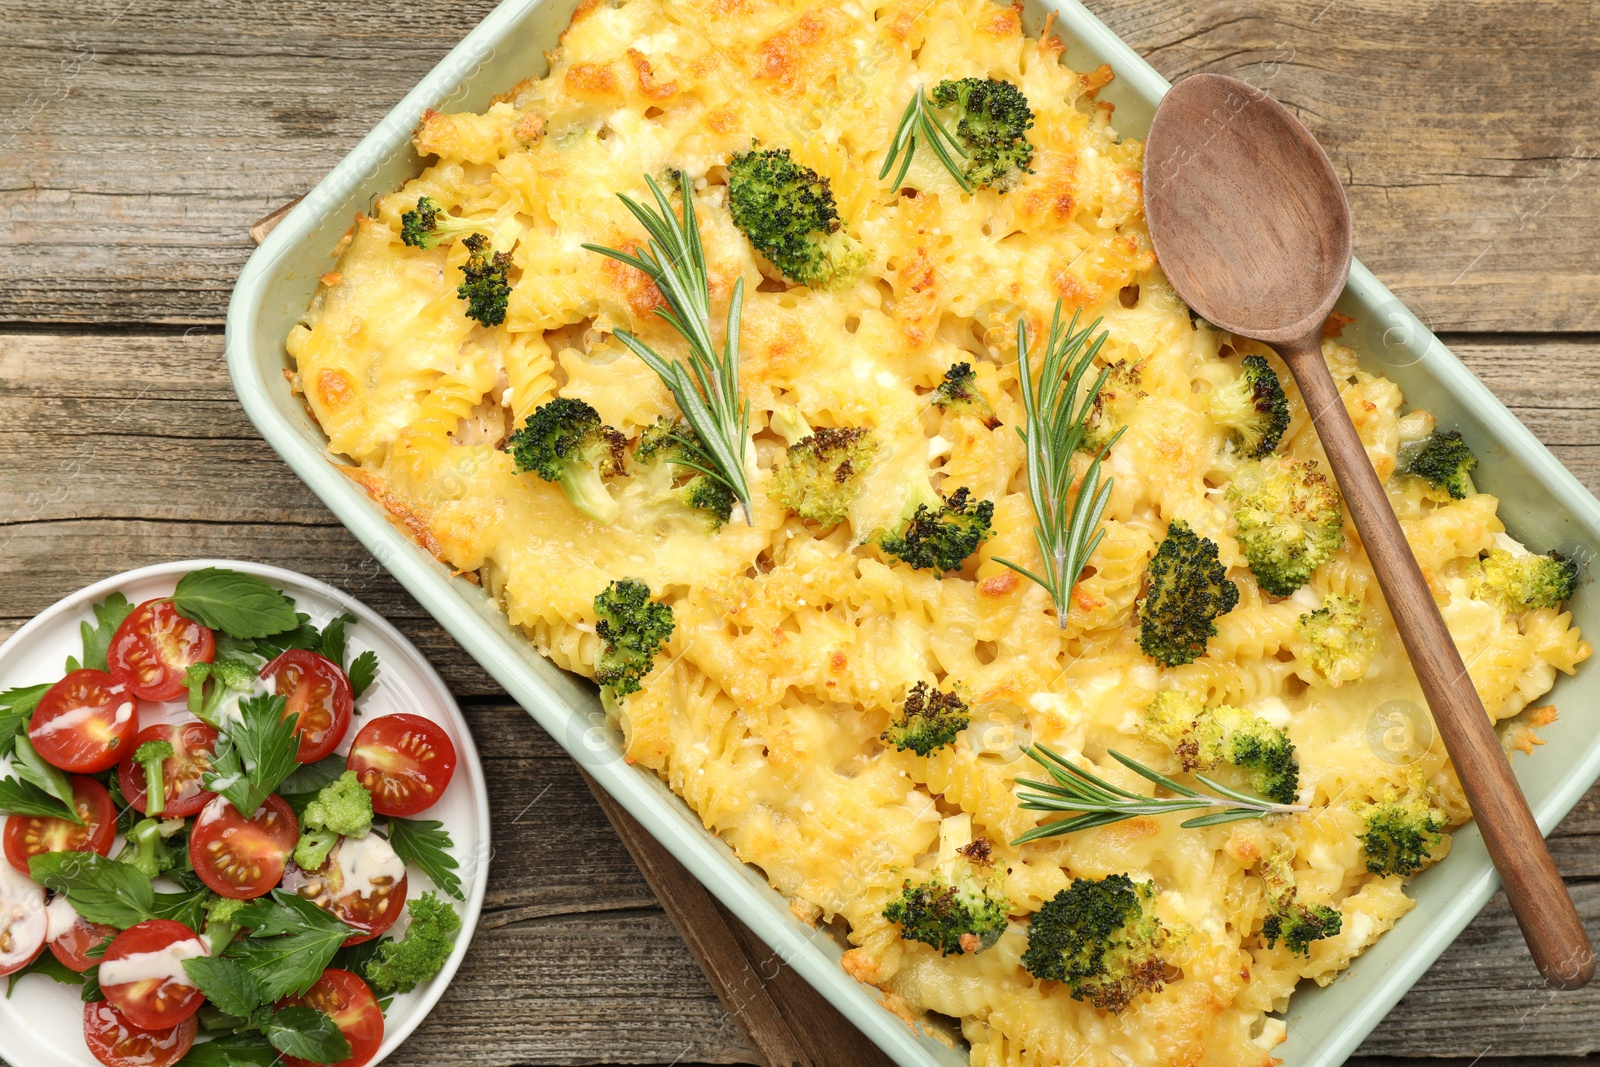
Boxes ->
[3,1,1598,1064]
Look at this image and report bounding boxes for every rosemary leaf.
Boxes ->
[879,87,973,193]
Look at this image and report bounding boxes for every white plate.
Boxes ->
[0,559,490,1067]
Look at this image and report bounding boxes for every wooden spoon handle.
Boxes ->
[1276,332,1594,990]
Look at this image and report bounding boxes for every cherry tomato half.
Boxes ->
[116,721,219,819]
[99,919,208,1030]
[281,835,407,946]
[4,776,117,875]
[29,670,140,774]
[261,650,352,763]
[189,794,298,900]
[83,1000,197,1067]
[276,968,384,1067]
[49,906,119,973]
[346,714,457,817]
[107,599,215,703]
[0,864,47,978]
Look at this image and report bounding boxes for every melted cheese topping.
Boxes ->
[287,0,1593,1062]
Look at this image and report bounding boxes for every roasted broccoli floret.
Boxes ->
[1209,355,1290,458]
[929,78,1035,191]
[456,232,512,327]
[884,815,1009,956]
[509,397,627,524]
[364,892,462,996]
[633,417,736,529]
[593,578,675,701]
[202,896,249,954]
[1477,547,1579,611]
[726,146,865,289]
[1399,429,1478,499]
[1227,455,1344,597]
[768,426,877,525]
[1295,595,1377,686]
[1022,874,1169,1013]
[932,363,1000,429]
[133,740,175,818]
[1261,903,1342,956]
[116,817,184,880]
[1137,520,1239,666]
[1141,692,1300,804]
[1359,791,1446,877]
[183,657,257,730]
[881,681,971,756]
[399,195,483,250]
[877,484,994,575]
[1079,358,1146,455]
[294,770,375,871]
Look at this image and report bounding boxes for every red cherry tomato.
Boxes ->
[49,907,119,973]
[107,600,215,703]
[0,865,47,978]
[261,650,352,763]
[188,794,298,900]
[99,919,208,1030]
[83,1000,197,1067]
[346,714,458,817]
[28,670,140,774]
[116,721,219,818]
[276,968,384,1067]
[4,776,117,875]
[281,836,408,946]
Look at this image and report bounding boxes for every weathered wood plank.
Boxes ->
[1,0,1596,330]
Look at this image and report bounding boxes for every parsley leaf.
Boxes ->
[173,569,298,640]
[346,651,379,701]
[10,735,83,824]
[81,966,104,1002]
[183,956,264,1019]
[316,614,354,668]
[6,950,84,995]
[265,1006,351,1064]
[276,755,348,815]
[173,1034,280,1066]
[0,777,81,821]
[384,818,462,900]
[66,593,134,673]
[0,684,50,757]
[153,887,212,931]
[226,891,354,1001]
[204,694,302,815]
[29,852,156,929]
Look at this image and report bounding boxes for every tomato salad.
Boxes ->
[0,568,465,1067]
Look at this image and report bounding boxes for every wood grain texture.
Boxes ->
[1,0,1596,329]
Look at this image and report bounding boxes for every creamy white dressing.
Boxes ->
[44,895,80,941]
[335,835,406,899]
[196,794,232,827]
[31,699,132,739]
[99,939,206,988]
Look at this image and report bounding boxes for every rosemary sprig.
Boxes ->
[994,303,1119,628]
[879,87,972,193]
[1012,744,1308,845]
[584,172,754,523]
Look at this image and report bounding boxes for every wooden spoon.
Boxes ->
[1142,72,1594,990]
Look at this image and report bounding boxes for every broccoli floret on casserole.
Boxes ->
[509,397,627,525]
[726,146,866,290]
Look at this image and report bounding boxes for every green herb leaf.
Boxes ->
[11,735,84,825]
[183,956,264,1019]
[204,694,302,815]
[64,592,134,673]
[316,614,354,668]
[385,818,462,900]
[0,776,81,820]
[265,1006,352,1064]
[81,965,104,1003]
[0,684,50,757]
[277,755,348,815]
[154,887,213,931]
[29,851,156,929]
[6,949,84,995]
[225,891,354,1001]
[174,1034,280,1067]
[346,651,379,701]
[173,569,298,640]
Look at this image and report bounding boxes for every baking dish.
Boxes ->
[225,1,1600,1063]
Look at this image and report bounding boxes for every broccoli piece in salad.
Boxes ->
[929,78,1035,191]
[455,232,512,327]
[593,579,676,701]
[364,892,463,996]
[877,482,994,576]
[1208,354,1291,458]
[509,397,627,525]
[768,426,878,526]
[932,363,1000,429]
[1141,691,1300,805]
[633,417,736,529]
[881,681,972,756]
[1476,547,1579,611]
[1359,790,1447,877]
[1137,520,1240,666]
[115,817,185,880]
[1226,455,1344,598]
[183,657,257,729]
[726,146,866,290]
[1022,874,1170,1013]
[1261,902,1342,956]
[1398,429,1478,499]
[399,195,484,250]
[132,740,175,818]
[1295,595,1378,686]
[884,815,1010,956]
[202,895,249,954]
[293,770,375,872]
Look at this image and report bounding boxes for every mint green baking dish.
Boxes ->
[225,2,1600,1062]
